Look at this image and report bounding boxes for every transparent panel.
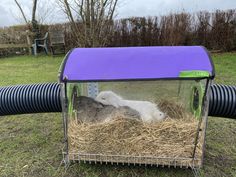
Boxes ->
[63,79,210,167]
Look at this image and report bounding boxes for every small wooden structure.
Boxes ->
[49,29,66,56]
[0,30,29,57]
[0,44,28,58]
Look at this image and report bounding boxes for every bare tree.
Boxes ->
[32,0,38,23]
[14,0,28,24]
[36,1,56,24]
[59,0,119,47]
[14,0,40,53]
[14,0,38,28]
[195,11,211,48]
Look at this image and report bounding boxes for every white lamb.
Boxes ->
[95,91,165,123]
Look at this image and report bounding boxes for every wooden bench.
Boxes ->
[0,44,28,49]
[49,29,66,56]
[0,44,28,57]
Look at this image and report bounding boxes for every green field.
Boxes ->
[0,53,236,177]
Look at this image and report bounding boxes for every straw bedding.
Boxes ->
[68,100,203,163]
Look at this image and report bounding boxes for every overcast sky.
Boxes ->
[0,0,236,27]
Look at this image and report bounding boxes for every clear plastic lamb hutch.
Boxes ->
[59,46,215,169]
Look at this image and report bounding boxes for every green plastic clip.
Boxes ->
[179,70,210,78]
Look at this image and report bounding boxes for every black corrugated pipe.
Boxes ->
[0,83,61,116]
[209,84,236,118]
[0,83,236,118]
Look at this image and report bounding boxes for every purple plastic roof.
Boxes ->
[60,46,214,82]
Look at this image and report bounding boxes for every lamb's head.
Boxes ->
[155,110,166,121]
[95,91,122,108]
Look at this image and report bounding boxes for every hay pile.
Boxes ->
[68,100,203,162]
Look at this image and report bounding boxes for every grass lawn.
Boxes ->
[0,53,236,177]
